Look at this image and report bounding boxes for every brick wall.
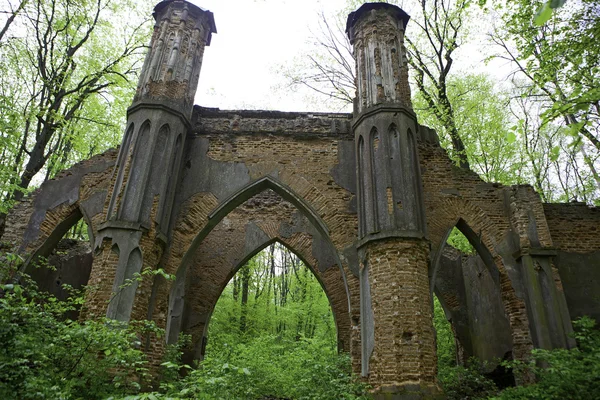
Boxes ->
[543,203,600,252]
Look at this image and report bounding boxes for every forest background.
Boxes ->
[0,0,599,399]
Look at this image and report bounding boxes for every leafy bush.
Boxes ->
[0,248,368,400]
[0,280,151,399]
[494,317,600,400]
[149,335,369,400]
[439,360,499,400]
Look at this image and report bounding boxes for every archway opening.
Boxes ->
[207,241,336,347]
[25,211,93,320]
[185,241,359,398]
[434,225,515,391]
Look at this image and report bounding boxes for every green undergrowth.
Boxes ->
[1,253,599,399]
[141,335,370,400]
[434,316,600,400]
[0,254,368,400]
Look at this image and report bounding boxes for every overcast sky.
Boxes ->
[187,0,502,113]
[188,0,351,112]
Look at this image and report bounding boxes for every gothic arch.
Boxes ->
[2,150,118,270]
[175,176,350,289]
[427,198,534,361]
[176,235,350,363]
[162,179,353,361]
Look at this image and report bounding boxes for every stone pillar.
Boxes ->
[85,0,216,322]
[509,187,575,351]
[347,4,441,398]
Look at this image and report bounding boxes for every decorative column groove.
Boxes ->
[348,3,442,398]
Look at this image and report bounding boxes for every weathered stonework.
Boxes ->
[3,1,600,399]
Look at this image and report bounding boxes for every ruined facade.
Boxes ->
[3,1,600,399]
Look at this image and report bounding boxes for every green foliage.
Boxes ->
[440,361,499,400]
[434,294,499,399]
[534,0,567,26]
[446,227,475,255]
[180,243,368,399]
[119,244,369,399]
[494,317,600,400]
[0,244,367,399]
[495,0,600,202]
[433,295,456,370]
[209,243,336,345]
[413,73,521,184]
[153,335,369,400]
[0,0,152,208]
[0,277,151,399]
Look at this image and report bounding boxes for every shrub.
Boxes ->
[494,317,600,400]
[151,335,369,399]
[438,359,499,400]
[0,267,151,399]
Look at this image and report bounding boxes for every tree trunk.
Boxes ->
[239,263,250,333]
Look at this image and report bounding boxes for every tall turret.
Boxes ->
[133,0,216,115]
[348,3,426,242]
[348,4,440,398]
[91,0,216,322]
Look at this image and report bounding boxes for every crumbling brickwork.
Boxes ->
[2,148,117,261]
[3,1,600,399]
[364,239,437,391]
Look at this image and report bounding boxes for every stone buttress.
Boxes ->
[84,0,216,322]
[347,4,441,398]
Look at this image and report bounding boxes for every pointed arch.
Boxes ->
[179,176,347,286]
[120,120,152,221]
[22,205,83,275]
[108,122,135,220]
[198,237,342,344]
[165,178,353,358]
[430,202,533,368]
[430,217,500,291]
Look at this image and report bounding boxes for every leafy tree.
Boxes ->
[414,73,521,184]
[404,0,474,168]
[0,0,151,225]
[491,0,600,198]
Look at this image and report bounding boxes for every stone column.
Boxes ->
[509,187,575,351]
[347,4,441,398]
[84,0,216,323]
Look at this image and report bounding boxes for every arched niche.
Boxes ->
[431,218,514,384]
[140,124,170,225]
[178,238,343,365]
[162,181,352,363]
[108,122,135,220]
[120,120,152,221]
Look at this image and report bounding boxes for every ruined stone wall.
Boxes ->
[543,203,600,252]
[2,149,117,260]
[3,2,595,396]
[543,203,600,323]
[135,107,364,370]
[418,140,536,360]
[4,104,589,378]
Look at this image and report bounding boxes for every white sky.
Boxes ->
[190,0,352,112]
[189,0,504,114]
